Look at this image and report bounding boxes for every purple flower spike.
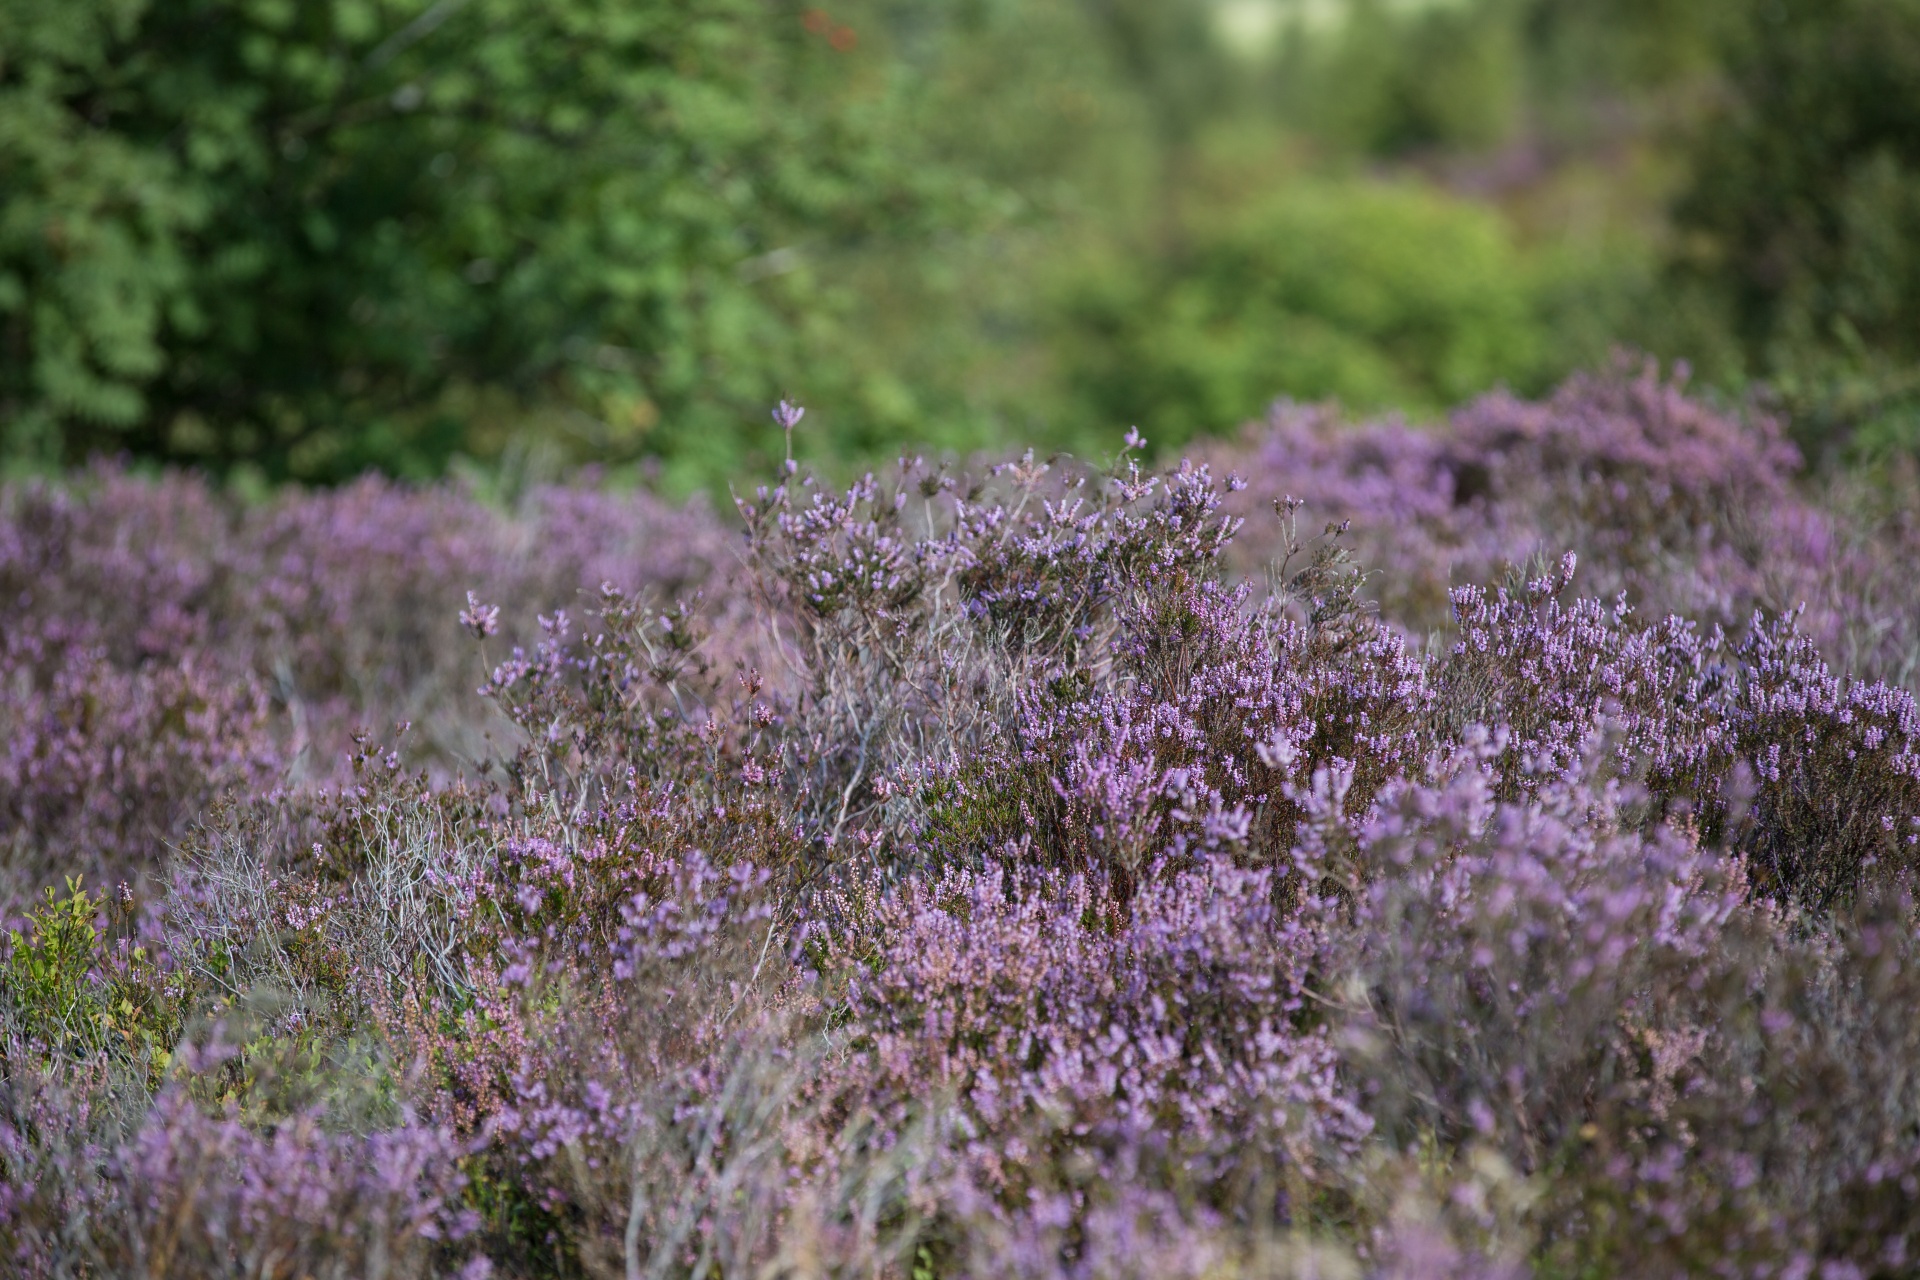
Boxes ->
[459,591,501,639]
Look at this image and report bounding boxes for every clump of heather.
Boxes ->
[0,468,729,897]
[0,618,279,903]
[1208,355,1920,686]
[5,365,1920,1276]
[0,1067,480,1278]
[828,851,1369,1224]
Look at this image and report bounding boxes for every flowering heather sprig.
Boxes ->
[0,619,280,902]
[840,854,1368,1220]
[460,592,501,640]
[108,1090,480,1277]
[0,1066,479,1278]
[1731,611,1920,908]
[775,398,806,470]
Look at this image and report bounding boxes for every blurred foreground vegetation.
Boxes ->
[4,0,1920,487]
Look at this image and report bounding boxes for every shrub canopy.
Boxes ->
[0,0,950,482]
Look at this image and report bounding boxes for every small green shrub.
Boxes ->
[1055,176,1547,445]
[2,877,173,1079]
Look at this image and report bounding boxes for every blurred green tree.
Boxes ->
[1670,0,1920,460]
[0,0,965,483]
[17,0,1879,481]
[1053,174,1545,446]
[1274,0,1525,157]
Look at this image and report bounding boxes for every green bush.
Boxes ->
[2,878,173,1077]
[1671,0,1920,461]
[1273,0,1525,157]
[1265,0,1743,159]
[0,0,964,484]
[1053,175,1548,446]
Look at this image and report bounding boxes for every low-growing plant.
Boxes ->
[2,365,1919,1276]
[1,878,176,1086]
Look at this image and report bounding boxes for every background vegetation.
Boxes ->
[5,0,1919,484]
[10,8,1920,1274]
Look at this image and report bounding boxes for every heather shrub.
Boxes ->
[1333,741,1920,1276]
[830,853,1368,1222]
[5,368,1920,1276]
[1006,565,1433,884]
[1730,615,1920,910]
[1435,557,1920,909]
[101,1088,478,1280]
[1436,555,1726,801]
[0,1032,480,1278]
[1206,358,1857,654]
[0,617,279,902]
[19,1092,477,1279]
[1772,466,1920,686]
[0,466,728,899]
[241,478,735,772]
[1330,740,1744,1196]
[451,849,799,1275]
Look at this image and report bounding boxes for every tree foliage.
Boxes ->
[0,0,955,482]
[1673,0,1920,458]
[1056,175,1545,446]
[8,0,1918,480]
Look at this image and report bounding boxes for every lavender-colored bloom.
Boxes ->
[4,363,1920,1276]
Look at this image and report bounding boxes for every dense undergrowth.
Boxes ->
[4,360,1920,1276]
